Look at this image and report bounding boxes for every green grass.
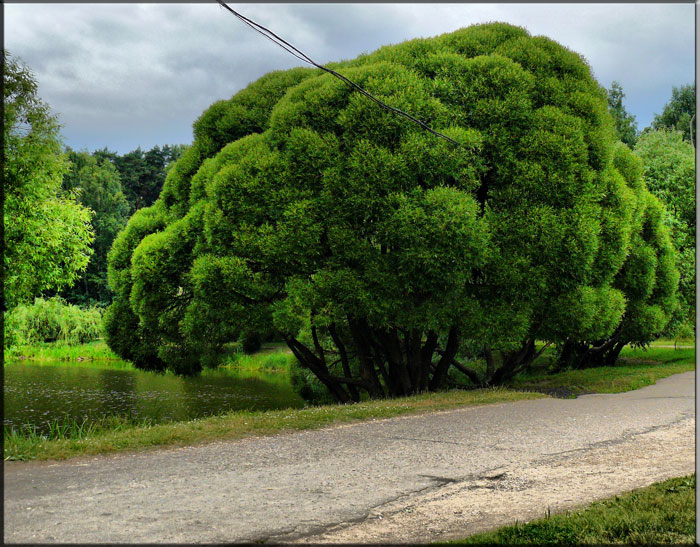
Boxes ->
[507,345,694,397]
[4,388,544,462]
[5,339,298,375]
[218,349,296,374]
[5,339,122,363]
[649,338,695,347]
[448,474,696,545]
[5,415,152,445]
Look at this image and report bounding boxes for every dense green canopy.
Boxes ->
[634,130,694,338]
[105,23,678,398]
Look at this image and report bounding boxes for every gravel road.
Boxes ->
[4,371,695,544]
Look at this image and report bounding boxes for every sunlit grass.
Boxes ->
[4,340,123,364]
[509,345,694,397]
[217,350,296,374]
[447,475,696,545]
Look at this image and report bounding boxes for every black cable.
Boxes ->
[215,0,461,147]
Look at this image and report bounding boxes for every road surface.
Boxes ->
[4,371,695,544]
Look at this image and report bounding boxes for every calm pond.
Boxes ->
[4,359,304,434]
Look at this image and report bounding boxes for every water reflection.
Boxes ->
[4,360,304,434]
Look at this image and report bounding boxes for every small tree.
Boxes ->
[3,51,93,310]
[607,81,638,148]
[651,84,696,146]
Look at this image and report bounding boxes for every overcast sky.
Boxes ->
[5,3,696,154]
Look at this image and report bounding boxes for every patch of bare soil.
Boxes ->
[290,417,695,544]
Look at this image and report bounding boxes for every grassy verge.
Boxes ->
[508,346,694,397]
[4,388,544,462]
[448,474,695,545]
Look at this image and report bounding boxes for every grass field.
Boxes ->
[449,475,696,545]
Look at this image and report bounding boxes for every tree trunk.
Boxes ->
[348,319,385,398]
[484,346,495,379]
[419,331,439,391]
[603,340,626,366]
[429,326,460,390]
[328,323,360,402]
[488,339,534,385]
[284,335,352,404]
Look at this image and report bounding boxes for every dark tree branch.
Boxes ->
[328,323,360,402]
[449,358,483,386]
[429,326,460,390]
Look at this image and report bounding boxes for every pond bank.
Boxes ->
[4,342,694,462]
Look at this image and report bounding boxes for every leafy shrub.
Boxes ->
[4,296,103,349]
[289,360,335,405]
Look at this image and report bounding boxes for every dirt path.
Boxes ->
[294,415,694,543]
[4,372,695,544]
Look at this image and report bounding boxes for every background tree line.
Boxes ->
[57,144,186,305]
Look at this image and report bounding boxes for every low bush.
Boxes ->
[4,297,103,349]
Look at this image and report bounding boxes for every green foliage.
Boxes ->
[556,143,680,369]
[651,83,696,145]
[634,129,695,337]
[289,360,336,405]
[105,24,677,397]
[606,81,638,147]
[103,205,167,370]
[4,296,103,349]
[615,190,679,342]
[5,340,122,362]
[241,331,262,354]
[3,51,94,309]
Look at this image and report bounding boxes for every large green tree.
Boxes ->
[59,150,131,305]
[3,51,93,310]
[607,81,638,148]
[651,84,696,145]
[106,24,674,399]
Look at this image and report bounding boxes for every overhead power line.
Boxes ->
[214,0,460,147]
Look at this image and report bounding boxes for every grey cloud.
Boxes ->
[5,3,694,154]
